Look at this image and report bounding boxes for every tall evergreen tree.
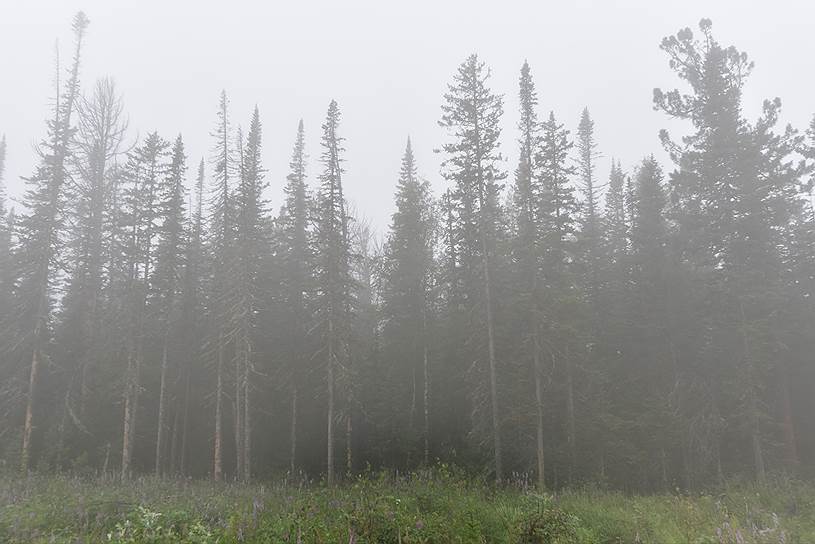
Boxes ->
[232,107,267,482]
[440,54,507,483]
[315,100,353,485]
[119,131,170,479]
[16,12,89,473]
[511,61,548,489]
[55,78,128,466]
[152,135,187,476]
[537,111,580,482]
[278,120,311,474]
[655,19,806,484]
[208,90,234,481]
[381,138,435,466]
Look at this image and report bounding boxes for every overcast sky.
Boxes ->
[1,0,813,232]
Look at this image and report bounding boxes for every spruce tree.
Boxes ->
[152,135,187,476]
[381,138,435,466]
[315,100,353,485]
[278,120,311,474]
[511,61,547,489]
[537,111,580,482]
[119,131,170,479]
[16,12,89,473]
[233,106,267,482]
[207,90,234,481]
[440,54,507,483]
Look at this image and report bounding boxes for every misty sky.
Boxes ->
[1,0,813,232]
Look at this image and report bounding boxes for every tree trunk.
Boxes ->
[346,413,353,475]
[422,310,430,467]
[155,337,170,476]
[778,360,799,468]
[290,386,297,474]
[169,395,180,475]
[121,349,136,480]
[533,332,545,491]
[235,349,244,480]
[21,344,41,474]
[327,319,335,486]
[739,300,766,485]
[243,351,251,482]
[180,371,190,477]
[480,239,503,484]
[213,332,224,481]
[565,354,576,485]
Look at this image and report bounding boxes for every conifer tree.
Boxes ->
[232,107,267,482]
[152,135,187,476]
[381,138,435,466]
[208,91,234,481]
[119,131,170,479]
[537,111,579,482]
[655,19,805,484]
[278,120,311,474]
[55,77,127,465]
[315,100,353,485]
[440,54,507,483]
[16,12,89,473]
[511,61,547,489]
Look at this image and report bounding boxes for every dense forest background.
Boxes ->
[1,13,814,493]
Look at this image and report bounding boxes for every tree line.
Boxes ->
[1,14,814,491]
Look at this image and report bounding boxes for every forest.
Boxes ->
[1,11,815,505]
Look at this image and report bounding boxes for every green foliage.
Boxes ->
[1,471,814,543]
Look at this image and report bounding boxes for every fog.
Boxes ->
[3,0,815,504]
[2,0,812,230]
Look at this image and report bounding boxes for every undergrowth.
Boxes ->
[1,467,812,543]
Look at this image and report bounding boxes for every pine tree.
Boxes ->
[56,78,127,466]
[16,12,89,473]
[315,100,353,485]
[381,138,435,466]
[119,131,170,479]
[232,107,267,482]
[278,120,311,474]
[655,19,806,484]
[511,61,547,489]
[152,135,187,476]
[537,111,580,482]
[440,54,507,483]
[208,90,234,481]
[175,158,206,476]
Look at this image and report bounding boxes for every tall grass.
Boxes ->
[1,468,812,543]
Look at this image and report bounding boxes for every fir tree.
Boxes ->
[16,12,89,473]
[439,54,507,483]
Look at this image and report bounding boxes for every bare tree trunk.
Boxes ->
[21,344,42,474]
[235,350,244,480]
[739,300,766,485]
[290,386,297,474]
[155,337,170,476]
[180,371,190,477]
[169,396,180,475]
[480,238,503,484]
[778,360,799,468]
[327,319,335,486]
[121,349,136,480]
[243,350,251,482]
[422,310,430,467]
[213,331,224,481]
[346,413,352,475]
[533,332,545,491]
[565,354,576,485]
[409,366,417,432]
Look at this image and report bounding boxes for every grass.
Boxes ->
[1,467,813,543]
